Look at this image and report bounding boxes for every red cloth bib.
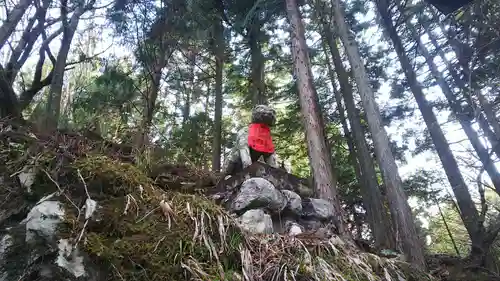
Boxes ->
[248,123,275,153]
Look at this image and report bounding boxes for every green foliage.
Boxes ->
[71,63,140,138]
[427,202,470,256]
[169,112,214,166]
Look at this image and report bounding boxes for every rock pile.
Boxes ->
[226,177,337,237]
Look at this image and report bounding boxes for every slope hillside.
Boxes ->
[0,121,495,281]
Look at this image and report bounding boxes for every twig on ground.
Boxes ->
[42,169,80,216]
[77,168,91,199]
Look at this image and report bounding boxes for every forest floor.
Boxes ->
[0,119,498,281]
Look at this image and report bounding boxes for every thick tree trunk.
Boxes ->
[248,20,266,105]
[377,0,482,254]
[285,0,346,235]
[331,0,426,269]
[0,0,33,49]
[212,14,224,172]
[320,20,395,249]
[323,42,361,186]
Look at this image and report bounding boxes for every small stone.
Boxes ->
[237,209,273,234]
[284,220,303,236]
[231,177,286,214]
[281,190,302,215]
[18,166,36,193]
[56,239,86,278]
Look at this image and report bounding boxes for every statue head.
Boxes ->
[251,104,276,127]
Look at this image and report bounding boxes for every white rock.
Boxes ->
[284,220,303,236]
[18,166,36,193]
[23,200,64,242]
[56,239,86,278]
[84,198,97,220]
[237,209,273,234]
[289,223,303,236]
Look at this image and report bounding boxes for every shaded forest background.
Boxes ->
[1,0,500,272]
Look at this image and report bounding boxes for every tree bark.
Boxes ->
[0,0,33,49]
[319,15,395,249]
[0,67,21,118]
[331,0,426,269]
[212,13,224,172]
[376,0,482,255]
[285,0,346,235]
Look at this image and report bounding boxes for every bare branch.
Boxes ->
[6,13,37,77]
[0,0,34,49]
[6,0,51,83]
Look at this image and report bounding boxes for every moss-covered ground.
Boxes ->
[0,122,478,281]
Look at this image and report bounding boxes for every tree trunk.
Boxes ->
[248,20,266,105]
[331,0,426,269]
[323,41,361,187]
[46,1,93,129]
[0,0,33,49]
[137,56,166,148]
[376,0,482,254]
[320,18,395,250]
[477,90,500,139]
[285,0,346,235]
[400,6,500,195]
[212,14,224,172]
[0,70,21,118]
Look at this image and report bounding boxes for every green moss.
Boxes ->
[53,155,240,280]
[72,155,156,197]
[82,192,242,280]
